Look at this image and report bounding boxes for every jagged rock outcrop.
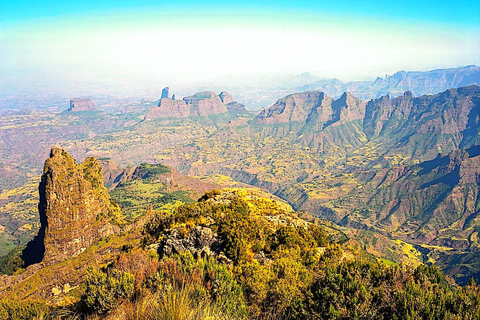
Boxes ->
[151,189,307,264]
[68,98,97,112]
[161,87,170,99]
[159,226,227,261]
[22,148,121,266]
[145,90,244,120]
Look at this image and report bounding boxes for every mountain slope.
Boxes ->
[0,179,478,319]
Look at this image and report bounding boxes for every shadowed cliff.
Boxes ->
[22,148,123,267]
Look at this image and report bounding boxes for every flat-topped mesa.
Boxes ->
[22,148,122,266]
[145,90,243,120]
[147,99,191,119]
[68,98,97,112]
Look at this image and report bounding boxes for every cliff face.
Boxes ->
[68,98,97,112]
[364,87,480,138]
[225,102,247,112]
[254,91,365,126]
[219,91,234,104]
[183,92,228,117]
[255,92,330,125]
[145,90,241,120]
[23,148,121,266]
[145,98,191,119]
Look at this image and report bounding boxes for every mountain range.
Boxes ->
[1,68,480,318]
[148,85,480,284]
[296,65,480,100]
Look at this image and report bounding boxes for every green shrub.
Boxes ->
[0,299,49,320]
[0,246,24,275]
[137,163,171,176]
[83,267,135,313]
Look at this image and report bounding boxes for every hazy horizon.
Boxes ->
[1,0,479,102]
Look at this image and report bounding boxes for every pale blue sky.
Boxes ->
[2,0,479,26]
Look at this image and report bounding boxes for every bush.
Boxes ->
[0,246,24,275]
[0,299,49,320]
[83,267,135,313]
[137,163,171,176]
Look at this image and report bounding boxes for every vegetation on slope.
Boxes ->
[1,189,478,319]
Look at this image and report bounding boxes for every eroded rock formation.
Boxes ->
[68,98,97,112]
[22,148,121,266]
[161,87,170,99]
[254,91,366,126]
[145,90,243,120]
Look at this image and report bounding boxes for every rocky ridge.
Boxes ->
[99,158,220,194]
[145,90,243,120]
[255,91,366,126]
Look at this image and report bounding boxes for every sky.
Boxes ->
[1,0,479,99]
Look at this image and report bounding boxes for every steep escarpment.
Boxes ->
[22,148,122,266]
[363,86,480,161]
[254,91,366,128]
[301,145,480,249]
[254,91,333,125]
[253,91,367,153]
[368,65,480,97]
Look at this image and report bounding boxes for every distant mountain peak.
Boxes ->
[300,65,480,100]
